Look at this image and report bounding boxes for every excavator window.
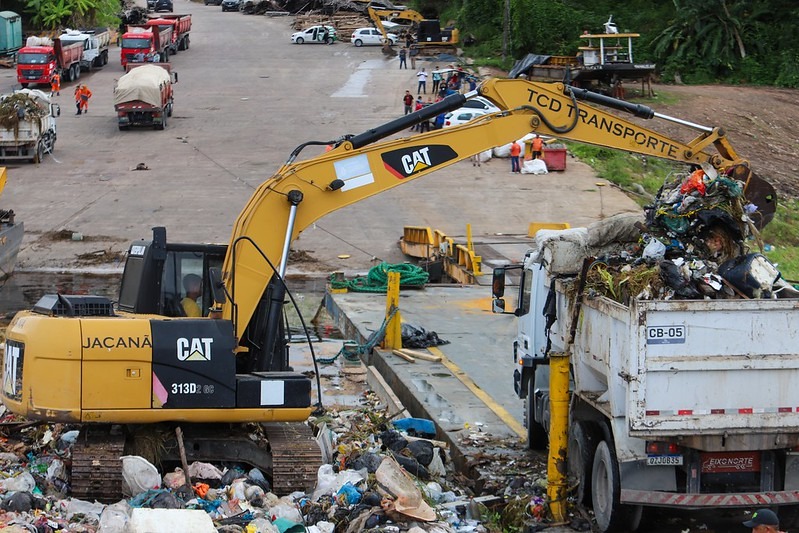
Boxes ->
[160,250,224,317]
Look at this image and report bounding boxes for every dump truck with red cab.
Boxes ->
[17,36,83,88]
[114,63,177,130]
[146,13,191,54]
[120,25,173,68]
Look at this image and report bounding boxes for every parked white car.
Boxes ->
[462,96,499,113]
[291,25,337,45]
[350,27,397,46]
[443,109,487,128]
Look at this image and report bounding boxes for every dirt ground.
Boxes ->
[630,83,799,198]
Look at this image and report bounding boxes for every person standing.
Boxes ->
[402,90,414,115]
[510,140,521,173]
[74,84,92,115]
[416,67,427,95]
[50,73,61,97]
[398,47,407,69]
[742,508,783,533]
[531,134,544,159]
[431,67,441,93]
[409,46,418,69]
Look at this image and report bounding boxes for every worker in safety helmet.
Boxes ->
[742,508,784,533]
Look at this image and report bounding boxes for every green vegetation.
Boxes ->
[412,0,799,87]
[23,0,119,30]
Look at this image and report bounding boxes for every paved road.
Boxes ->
[0,4,762,531]
[0,0,637,274]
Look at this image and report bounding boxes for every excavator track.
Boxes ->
[70,426,126,503]
[264,422,322,495]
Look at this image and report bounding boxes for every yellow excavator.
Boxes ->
[366,6,458,50]
[1,79,775,499]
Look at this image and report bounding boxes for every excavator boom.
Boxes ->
[221,80,775,342]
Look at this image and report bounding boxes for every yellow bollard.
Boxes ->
[547,351,570,522]
[383,271,402,350]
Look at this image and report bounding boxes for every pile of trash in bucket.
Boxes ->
[534,164,797,303]
[0,391,555,532]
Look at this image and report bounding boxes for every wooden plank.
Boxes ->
[399,348,442,362]
[391,349,415,362]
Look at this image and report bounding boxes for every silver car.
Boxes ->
[350,28,397,47]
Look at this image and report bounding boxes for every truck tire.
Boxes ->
[162,49,169,62]
[525,367,549,451]
[185,36,190,50]
[568,421,601,505]
[74,64,81,80]
[20,83,28,88]
[102,51,109,66]
[32,142,44,164]
[591,440,643,532]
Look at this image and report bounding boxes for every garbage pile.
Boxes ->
[0,92,48,138]
[0,393,557,532]
[540,164,797,303]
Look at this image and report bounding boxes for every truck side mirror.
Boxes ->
[492,267,505,298]
[172,72,178,83]
[208,267,226,305]
[491,267,506,313]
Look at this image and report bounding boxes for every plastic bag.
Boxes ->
[98,501,131,533]
[0,471,36,492]
[122,456,162,496]
[374,456,436,522]
[642,238,666,261]
[188,461,223,480]
[311,465,364,502]
[679,169,706,195]
[520,159,548,174]
[67,498,106,522]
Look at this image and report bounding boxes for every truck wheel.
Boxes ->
[167,103,173,117]
[185,36,190,50]
[162,49,169,62]
[32,142,44,164]
[591,440,644,532]
[102,51,108,66]
[568,421,601,505]
[20,83,28,88]
[525,367,549,451]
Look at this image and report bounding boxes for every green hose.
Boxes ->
[329,262,429,293]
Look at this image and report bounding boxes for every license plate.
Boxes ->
[646,325,686,344]
[647,455,683,466]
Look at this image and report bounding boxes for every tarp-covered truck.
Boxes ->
[0,89,60,163]
[114,63,176,130]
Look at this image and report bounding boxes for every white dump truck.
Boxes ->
[59,28,111,71]
[0,89,60,163]
[493,216,799,532]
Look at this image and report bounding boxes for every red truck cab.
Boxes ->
[17,38,83,87]
[120,26,172,68]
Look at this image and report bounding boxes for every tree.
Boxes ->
[25,0,120,30]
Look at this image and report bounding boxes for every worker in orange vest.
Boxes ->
[74,84,92,115]
[531,134,544,160]
[50,73,61,97]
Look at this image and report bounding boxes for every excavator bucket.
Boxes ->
[731,165,777,230]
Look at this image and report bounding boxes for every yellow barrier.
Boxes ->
[527,222,571,237]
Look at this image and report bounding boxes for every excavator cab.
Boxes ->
[118,227,226,318]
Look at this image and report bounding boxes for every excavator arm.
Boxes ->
[366,7,422,44]
[220,79,776,347]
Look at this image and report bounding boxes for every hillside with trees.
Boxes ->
[414,0,799,87]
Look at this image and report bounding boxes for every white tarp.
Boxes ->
[26,36,53,47]
[113,64,170,108]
